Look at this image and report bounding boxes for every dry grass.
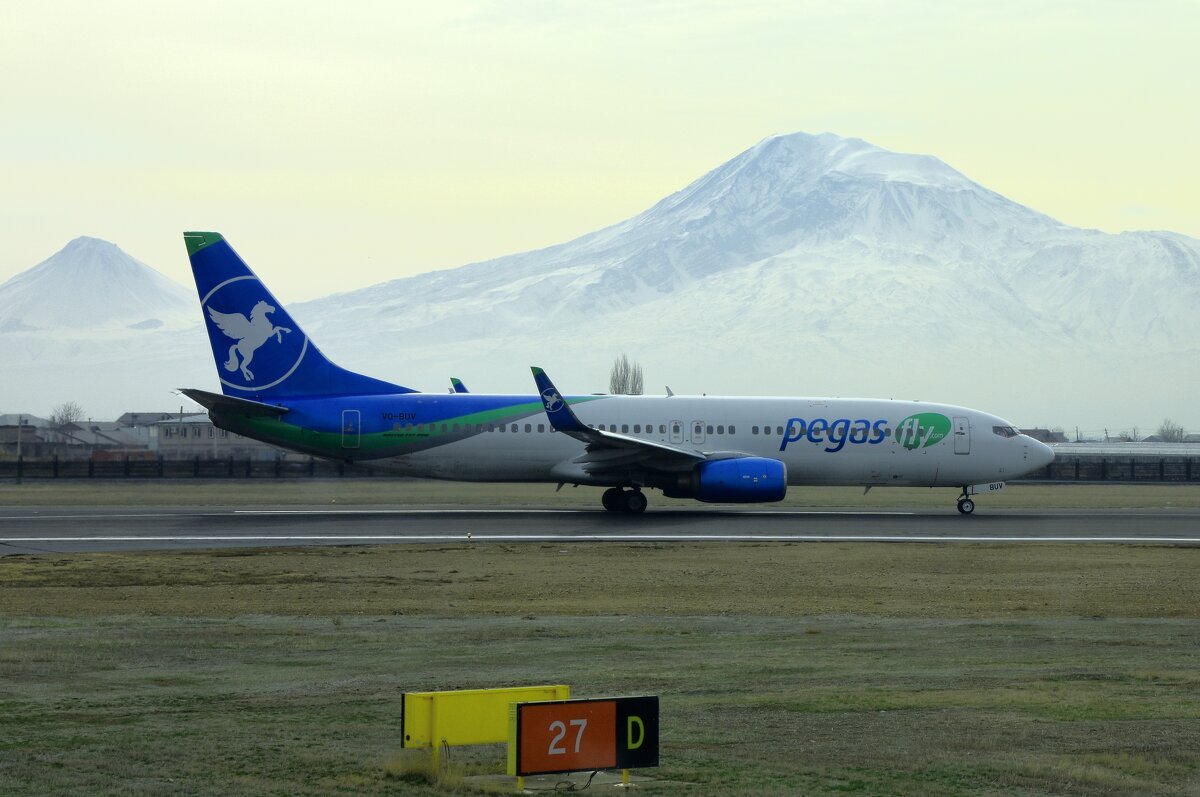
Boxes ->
[2,542,1199,620]
[3,542,1200,795]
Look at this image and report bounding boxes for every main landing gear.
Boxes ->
[956,488,975,515]
[602,487,648,514]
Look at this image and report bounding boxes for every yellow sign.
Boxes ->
[402,685,570,752]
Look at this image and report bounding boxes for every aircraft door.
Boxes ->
[690,420,706,445]
[953,416,970,455]
[670,420,684,444]
[342,409,361,449]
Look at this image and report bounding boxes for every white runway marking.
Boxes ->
[6,534,1200,544]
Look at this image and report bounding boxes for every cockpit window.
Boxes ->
[992,425,1019,438]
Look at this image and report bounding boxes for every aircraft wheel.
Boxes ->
[957,498,975,515]
[601,488,624,512]
[623,490,648,514]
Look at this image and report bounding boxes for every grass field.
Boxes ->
[3,483,1200,795]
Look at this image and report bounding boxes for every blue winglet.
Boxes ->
[531,367,589,433]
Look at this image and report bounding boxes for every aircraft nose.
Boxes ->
[1035,441,1055,469]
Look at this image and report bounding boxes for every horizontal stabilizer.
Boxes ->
[180,387,288,416]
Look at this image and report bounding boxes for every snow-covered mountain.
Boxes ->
[3,132,1199,426]
[0,237,195,332]
[0,237,211,418]
[289,133,1200,427]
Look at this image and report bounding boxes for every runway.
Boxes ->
[3,505,1200,554]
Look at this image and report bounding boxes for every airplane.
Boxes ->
[180,231,1055,515]
[450,378,469,394]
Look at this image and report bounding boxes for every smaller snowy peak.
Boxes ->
[0,237,196,332]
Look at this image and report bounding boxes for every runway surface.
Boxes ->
[3,505,1200,554]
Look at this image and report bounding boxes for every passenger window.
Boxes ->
[706,425,714,435]
[752,426,759,435]
[717,425,725,435]
[511,424,518,433]
[524,423,531,433]
[538,424,545,433]
[634,424,641,433]
[622,424,629,433]
[776,426,783,436]
[659,425,666,434]
[729,426,735,434]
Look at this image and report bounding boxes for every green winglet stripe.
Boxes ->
[183,231,225,256]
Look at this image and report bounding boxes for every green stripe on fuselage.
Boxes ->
[227,396,605,458]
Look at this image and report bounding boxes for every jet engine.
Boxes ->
[662,457,787,503]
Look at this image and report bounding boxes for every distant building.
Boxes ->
[0,414,49,428]
[0,422,57,459]
[150,414,289,460]
[117,412,179,427]
[1019,428,1069,444]
[2,410,290,461]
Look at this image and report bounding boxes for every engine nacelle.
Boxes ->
[663,457,787,503]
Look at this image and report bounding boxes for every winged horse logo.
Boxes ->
[206,301,293,382]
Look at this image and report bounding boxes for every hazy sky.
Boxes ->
[2,1,1197,300]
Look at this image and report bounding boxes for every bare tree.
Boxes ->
[608,354,644,395]
[1158,418,1186,443]
[49,401,85,428]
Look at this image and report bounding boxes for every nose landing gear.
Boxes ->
[956,488,975,515]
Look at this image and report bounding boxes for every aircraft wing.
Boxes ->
[180,388,289,417]
[532,367,707,475]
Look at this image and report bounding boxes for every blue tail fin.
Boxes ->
[184,232,414,400]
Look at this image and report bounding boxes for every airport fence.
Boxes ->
[1022,453,1200,483]
[0,456,387,480]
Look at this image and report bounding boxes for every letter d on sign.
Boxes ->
[627,716,644,750]
[615,696,659,769]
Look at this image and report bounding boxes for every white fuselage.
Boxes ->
[360,395,1053,489]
